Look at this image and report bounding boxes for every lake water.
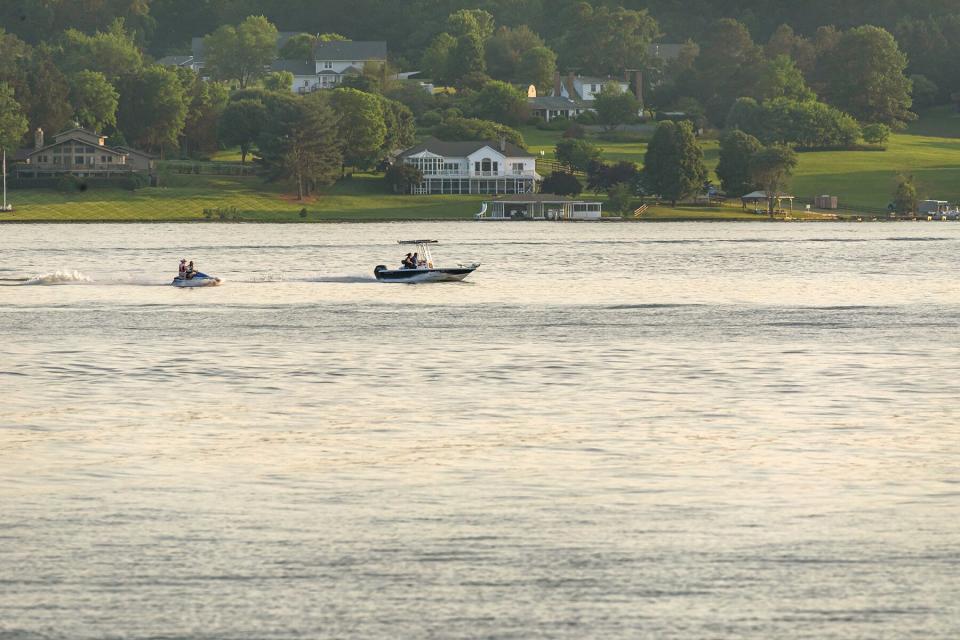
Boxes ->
[1,222,958,639]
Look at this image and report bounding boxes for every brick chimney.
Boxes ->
[34,128,44,150]
[553,71,562,97]
[499,135,506,152]
[567,72,575,99]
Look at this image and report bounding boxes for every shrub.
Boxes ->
[541,172,583,196]
[299,207,308,218]
[563,123,586,139]
[862,123,891,145]
[419,110,443,127]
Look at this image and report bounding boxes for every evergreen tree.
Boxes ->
[643,120,707,206]
[257,94,342,200]
[893,173,918,215]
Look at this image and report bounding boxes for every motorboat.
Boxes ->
[171,271,222,287]
[374,240,479,283]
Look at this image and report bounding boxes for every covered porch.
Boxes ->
[476,194,603,220]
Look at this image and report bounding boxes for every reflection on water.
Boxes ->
[1,222,959,639]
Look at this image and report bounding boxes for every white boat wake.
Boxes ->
[23,270,93,285]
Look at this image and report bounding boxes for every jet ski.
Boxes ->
[171,271,221,287]
[374,240,479,283]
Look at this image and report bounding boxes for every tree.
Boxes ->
[446,9,495,42]
[716,130,763,197]
[117,65,188,154]
[557,5,659,76]
[594,83,640,131]
[643,120,707,205]
[329,88,386,170]
[179,71,228,158]
[470,80,528,126]
[749,145,798,216]
[377,95,416,152]
[279,33,315,59]
[485,25,550,83]
[555,138,602,173]
[862,123,890,145]
[449,32,487,82]
[687,18,765,126]
[257,94,342,200]
[765,24,816,74]
[756,55,816,102]
[893,173,918,215]
[57,19,144,82]
[910,74,939,110]
[262,71,293,92]
[0,83,28,153]
[68,70,118,132]
[818,26,914,127]
[204,16,278,88]
[422,33,456,83]
[26,47,73,137]
[519,46,557,94]
[541,172,582,196]
[607,182,634,216]
[385,163,423,193]
[434,117,525,148]
[218,98,266,166]
[587,160,639,194]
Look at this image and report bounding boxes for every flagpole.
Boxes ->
[2,148,7,211]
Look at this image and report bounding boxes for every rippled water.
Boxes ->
[1,222,959,639]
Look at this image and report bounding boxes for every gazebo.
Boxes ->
[741,190,794,213]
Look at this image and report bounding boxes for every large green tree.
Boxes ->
[594,82,640,131]
[203,16,278,88]
[643,120,707,206]
[57,19,144,81]
[69,70,119,132]
[557,4,659,76]
[818,26,914,127]
[0,83,28,152]
[329,88,386,170]
[555,138,602,173]
[470,80,528,126]
[218,98,267,166]
[258,94,342,200]
[716,129,763,197]
[117,64,188,153]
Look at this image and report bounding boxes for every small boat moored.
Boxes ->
[374,240,479,283]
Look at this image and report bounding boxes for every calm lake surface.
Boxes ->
[1,222,959,639]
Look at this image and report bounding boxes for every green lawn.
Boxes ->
[523,110,960,211]
[6,109,960,222]
[0,173,482,222]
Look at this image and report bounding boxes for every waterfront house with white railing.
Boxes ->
[397,138,539,195]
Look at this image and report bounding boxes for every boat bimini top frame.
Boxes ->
[398,239,439,269]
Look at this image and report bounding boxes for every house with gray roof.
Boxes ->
[397,138,539,195]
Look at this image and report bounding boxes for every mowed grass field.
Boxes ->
[0,173,483,222]
[3,107,960,222]
[523,107,960,211]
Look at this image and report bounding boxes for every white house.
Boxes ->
[398,138,539,195]
[553,72,630,102]
[276,40,388,93]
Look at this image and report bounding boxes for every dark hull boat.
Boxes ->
[374,240,479,283]
[374,265,477,282]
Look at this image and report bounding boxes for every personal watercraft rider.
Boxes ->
[178,259,187,278]
[186,260,195,279]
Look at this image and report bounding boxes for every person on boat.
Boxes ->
[178,259,187,279]
[411,252,419,269]
[186,260,195,279]
[401,253,414,269]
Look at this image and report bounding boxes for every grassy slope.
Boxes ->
[0,173,482,222]
[4,109,960,222]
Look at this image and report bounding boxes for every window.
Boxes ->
[512,162,524,174]
[324,61,332,69]
[75,156,84,165]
